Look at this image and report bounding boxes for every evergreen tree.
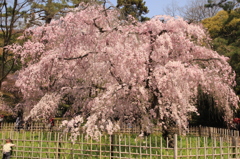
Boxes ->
[117,0,149,21]
[206,0,240,12]
[28,0,103,25]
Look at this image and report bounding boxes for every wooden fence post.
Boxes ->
[100,134,102,158]
[110,135,115,159]
[198,125,202,137]
[174,134,178,159]
[71,142,74,159]
[208,127,213,138]
[232,136,238,158]
[57,133,61,159]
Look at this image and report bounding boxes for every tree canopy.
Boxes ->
[179,0,220,23]
[27,0,103,25]
[8,3,239,140]
[206,0,240,12]
[117,0,149,21]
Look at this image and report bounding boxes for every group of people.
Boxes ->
[14,117,55,131]
[0,115,55,131]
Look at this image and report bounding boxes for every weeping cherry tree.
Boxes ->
[8,3,239,144]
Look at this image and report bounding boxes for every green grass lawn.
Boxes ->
[0,130,238,159]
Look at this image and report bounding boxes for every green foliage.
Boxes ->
[202,8,240,95]
[28,0,103,24]
[29,0,70,24]
[117,0,149,22]
[56,103,70,117]
[229,51,240,94]
[202,10,229,38]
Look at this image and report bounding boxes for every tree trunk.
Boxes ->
[162,120,178,148]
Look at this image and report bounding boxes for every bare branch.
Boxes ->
[93,18,106,33]
[60,52,100,60]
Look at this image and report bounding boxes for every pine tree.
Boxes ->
[117,0,149,21]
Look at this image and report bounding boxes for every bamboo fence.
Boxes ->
[0,123,240,158]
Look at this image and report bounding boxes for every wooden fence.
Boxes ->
[0,121,61,131]
[0,125,240,158]
[1,122,239,137]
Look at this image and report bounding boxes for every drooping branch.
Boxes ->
[193,57,222,62]
[109,60,123,86]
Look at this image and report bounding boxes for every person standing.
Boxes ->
[0,115,4,129]
[2,139,15,159]
[15,116,23,132]
[49,118,55,131]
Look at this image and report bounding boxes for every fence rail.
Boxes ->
[1,122,239,137]
[0,124,240,158]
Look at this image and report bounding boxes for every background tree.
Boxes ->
[0,0,29,89]
[8,3,239,146]
[163,0,180,17]
[179,0,220,23]
[206,0,240,12]
[116,0,149,21]
[27,0,103,25]
[0,0,30,117]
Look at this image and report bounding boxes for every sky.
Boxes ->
[109,0,189,18]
